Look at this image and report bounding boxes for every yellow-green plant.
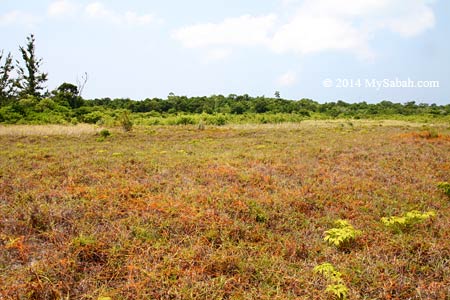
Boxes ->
[437,182,450,196]
[314,263,342,282]
[324,220,361,248]
[326,284,349,300]
[314,263,348,300]
[381,210,436,232]
[119,111,133,132]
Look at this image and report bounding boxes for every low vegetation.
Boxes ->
[1,121,449,299]
[437,182,450,196]
[324,220,361,249]
[314,263,349,300]
[381,210,436,233]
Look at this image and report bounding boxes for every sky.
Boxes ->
[1,0,449,104]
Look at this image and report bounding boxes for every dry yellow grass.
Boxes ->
[225,119,444,130]
[1,122,449,299]
[0,124,101,136]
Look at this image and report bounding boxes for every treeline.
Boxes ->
[1,34,449,125]
[84,96,449,117]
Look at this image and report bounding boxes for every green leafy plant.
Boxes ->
[314,263,343,282]
[314,263,348,300]
[99,129,111,138]
[326,284,349,300]
[381,210,436,232]
[324,220,361,248]
[437,182,450,196]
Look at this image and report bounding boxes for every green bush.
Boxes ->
[206,115,227,126]
[119,111,133,132]
[0,106,23,123]
[99,129,111,138]
[381,210,436,233]
[175,115,196,125]
[83,111,106,124]
[324,220,361,248]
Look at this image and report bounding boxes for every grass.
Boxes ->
[0,124,100,136]
[0,120,449,299]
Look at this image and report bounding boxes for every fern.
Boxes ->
[314,263,348,300]
[324,219,361,248]
[381,210,435,232]
[314,263,343,283]
[326,283,349,300]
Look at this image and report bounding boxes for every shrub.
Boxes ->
[381,210,436,233]
[324,220,361,248]
[175,115,196,125]
[119,111,133,132]
[0,106,23,123]
[99,129,111,138]
[83,111,106,124]
[209,115,227,126]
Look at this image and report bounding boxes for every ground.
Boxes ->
[0,120,449,299]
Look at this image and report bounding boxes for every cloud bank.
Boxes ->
[173,0,436,61]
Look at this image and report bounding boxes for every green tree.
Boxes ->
[16,34,48,99]
[52,82,84,108]
[0,50,15,106]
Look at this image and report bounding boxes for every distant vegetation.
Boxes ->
[1,34,449,125]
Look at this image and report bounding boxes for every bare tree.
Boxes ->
[76,72,88,97]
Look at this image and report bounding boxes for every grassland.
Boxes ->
[1,121,449,299]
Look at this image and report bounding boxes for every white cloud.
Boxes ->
[280,0,300,7]
[84,2,160,26]
[204,48,233,63]
[172,14,277,48]
[298,0,390,18]
[173,0,436,61]
[271,0,435,60]
[48,0,77,17]
[0,10,41,27]
[277,71,297,87]
[271,16,374,60]
[382,3,435,37]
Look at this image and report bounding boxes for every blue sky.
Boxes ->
[1,0,449,104]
